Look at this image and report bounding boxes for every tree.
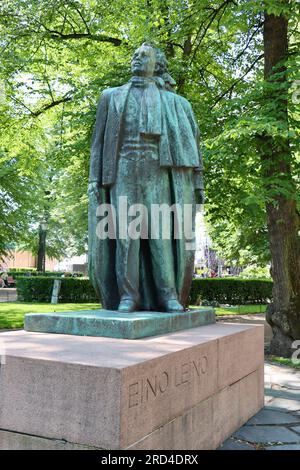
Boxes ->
[262,1,300,357]
[199,0,300,356]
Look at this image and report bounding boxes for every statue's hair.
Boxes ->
[140,43,168,69]
[154,48,168,72]
[140,42,156,55]
[141,42,155,48]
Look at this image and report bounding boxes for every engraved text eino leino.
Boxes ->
[128,355,208,408]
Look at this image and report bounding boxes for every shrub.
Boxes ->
[10,270,83,279]
[189,278,273,306]
[8,268,36,273]
[16,277,99,303]
[16,276,272,306]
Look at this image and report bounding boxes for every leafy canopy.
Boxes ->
[0,0,298,263]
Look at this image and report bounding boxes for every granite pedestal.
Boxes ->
[0,323,264,450]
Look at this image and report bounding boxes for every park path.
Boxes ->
[219,362,300,450]
[217,313,273,344]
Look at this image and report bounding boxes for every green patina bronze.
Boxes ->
[24,45,211,340]
[88,44,205,314]
[24,308,215,339]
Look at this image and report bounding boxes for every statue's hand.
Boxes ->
[88,182,100,200]
[195,189,205,205]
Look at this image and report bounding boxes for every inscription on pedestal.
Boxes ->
[128,355,208,408]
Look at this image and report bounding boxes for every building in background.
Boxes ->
[195,211,211,270]
[195,211,226,277]
[54,254,88,275]
[1,249,88,274]
[1,250,57,271]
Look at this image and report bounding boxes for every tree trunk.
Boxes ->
[263,10,300,357]
[37,225,46,273]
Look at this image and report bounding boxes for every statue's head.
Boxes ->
[154,49,168,76]
[131,43,156,77]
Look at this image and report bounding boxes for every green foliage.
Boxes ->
[0,0,298,266]
[189,277,273,305]
[239,265,271,279]
[16,276,99,302]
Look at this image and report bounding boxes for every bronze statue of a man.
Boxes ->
[88,44,204,313]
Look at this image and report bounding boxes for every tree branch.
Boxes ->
[189,0,235,65]
[232,21,264,65]
[9,95,36,116]
[211,54,264,109]
[32,95,72,117]
[73,5,91,35]
[41,25,122,46]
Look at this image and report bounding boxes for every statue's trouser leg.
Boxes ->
[170,168,196,306]
[142,160,178,304]
[110,157,141,304]
[111,155,178,305]
[88,191,101,301]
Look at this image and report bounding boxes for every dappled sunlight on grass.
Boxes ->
[189,304,267,315]
[215,305,267,315]
[0,302,100,329]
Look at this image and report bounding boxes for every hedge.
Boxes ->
[16,277,99,303]
[16,276,273,305]
[10,270,84,279]
[8,268,36,273]
[189,278,273,305]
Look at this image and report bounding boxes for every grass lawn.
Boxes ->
[0,302,100,329]
[267,356,300,370]
[0,302,267,330]
[214,304,267,316]
[189,304,267,315]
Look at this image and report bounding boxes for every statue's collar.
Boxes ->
[130,76,165,88]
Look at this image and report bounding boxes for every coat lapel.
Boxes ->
[101,83,131,187]
[113,83,131,117]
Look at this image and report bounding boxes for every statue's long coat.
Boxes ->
[89,83,204,310]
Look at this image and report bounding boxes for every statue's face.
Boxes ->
[131,45,156,77]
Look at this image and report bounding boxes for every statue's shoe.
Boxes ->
[118,298,137,313]
[162,299,184,313]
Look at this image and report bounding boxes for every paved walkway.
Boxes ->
[0,288,17,302]
[219,362,300,450]
[218,313,273,344]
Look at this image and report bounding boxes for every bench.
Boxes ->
[7,276,16,287]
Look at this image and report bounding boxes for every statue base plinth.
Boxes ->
[24,308,215,339]
[0,324,264,449]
